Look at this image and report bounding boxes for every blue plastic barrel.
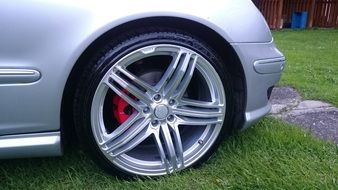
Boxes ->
[291,11,308,29]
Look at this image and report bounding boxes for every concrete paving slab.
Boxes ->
[286,110,338,144]
[270,87,301,105]
[270,87,338,144]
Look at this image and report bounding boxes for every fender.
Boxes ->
[0,0,271,135]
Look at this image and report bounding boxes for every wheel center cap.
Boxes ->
[154,104,169,119]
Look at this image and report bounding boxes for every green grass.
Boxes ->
[273,28,338,106]
[1,29,338,189]
[0,118,337,189]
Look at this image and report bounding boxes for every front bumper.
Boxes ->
[231,41,285,130]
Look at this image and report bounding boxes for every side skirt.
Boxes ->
[0,131,62,159]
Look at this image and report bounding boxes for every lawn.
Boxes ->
[273,28,338,107]
[1,29,337,189]
[1,118,337,189]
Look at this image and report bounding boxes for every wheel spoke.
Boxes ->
[160,123,177,170]
[172,106,223,118]
[176,116,222,126]
[108,72,152,105]
[175,98,223,117]
[163,52,197,98]
[168,123,184,168]
[154,51,183,92]
[104,80,141,110]
[153,123,184,173]
[179,98,224,109]
[110,126,153,157]
[172,55,198,99]
[154,132,171,173]
[102,117,150,156]
[116,66,156,94]
[100,112,141,145]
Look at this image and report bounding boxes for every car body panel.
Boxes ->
[0,0,284,158]
[231,42,285,129]
[0,132,61,158]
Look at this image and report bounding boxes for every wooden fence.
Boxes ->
[314,0,338,27]
[253,0,284,29]
[253,0,338,29]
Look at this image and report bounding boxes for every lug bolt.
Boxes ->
[169,99,176,105]
[153,94,161,101]
[143,107,150,114]
[151,120,159,127]
[167,115,175,122]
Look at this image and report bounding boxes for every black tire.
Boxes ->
[73,27,235,178]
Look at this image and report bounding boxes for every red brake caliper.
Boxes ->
[112,91,136,124]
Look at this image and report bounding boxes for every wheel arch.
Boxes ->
[61,16,246,145]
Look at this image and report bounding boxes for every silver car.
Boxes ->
[0,0,285,177]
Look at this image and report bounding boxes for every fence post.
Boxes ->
[277,0,284,28]
[308,0,316,27]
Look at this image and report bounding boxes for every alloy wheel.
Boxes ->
[90,44,226,176]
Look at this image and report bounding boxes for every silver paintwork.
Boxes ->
[230,41,284,129]
[246,56,285,128]
[0,132,61,159]
[91,44,225,176]
[0,0,284,159]
[0,0,271,136]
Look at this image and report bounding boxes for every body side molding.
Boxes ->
[0,69,41,84]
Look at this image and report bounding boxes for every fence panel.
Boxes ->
[253,0,284,29]
[254,0,338,28]
[314,0,338,27]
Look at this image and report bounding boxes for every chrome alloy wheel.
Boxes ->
[91,44,226,176]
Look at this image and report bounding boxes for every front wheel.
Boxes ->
[74,28,234,177]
